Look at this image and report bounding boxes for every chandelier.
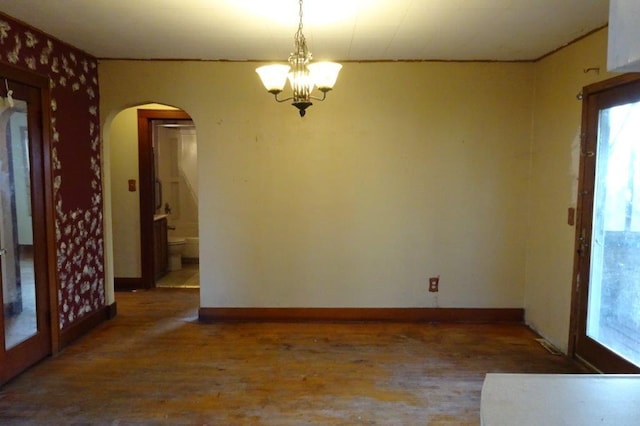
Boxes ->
[256,0,342,117]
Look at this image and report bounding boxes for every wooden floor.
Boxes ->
[0,289,586,425]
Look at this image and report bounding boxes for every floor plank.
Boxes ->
[0,288,586,425]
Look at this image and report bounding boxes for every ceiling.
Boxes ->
[0,0,609,62]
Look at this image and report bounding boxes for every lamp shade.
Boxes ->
[308,62,342,91]
[256,64,290,93]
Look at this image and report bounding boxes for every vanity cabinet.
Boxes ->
[153,216,168,280]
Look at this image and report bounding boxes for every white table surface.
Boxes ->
[481,373,640,426]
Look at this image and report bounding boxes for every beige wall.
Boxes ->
[525,28,615,352]
[109,106,141,277]
[100,60,533,308]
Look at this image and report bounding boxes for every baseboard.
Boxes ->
[114,277,144,291]
[198,307,524,323]
[107,300,118,319]
[59,301,117,349]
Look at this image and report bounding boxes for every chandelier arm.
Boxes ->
[273,93,294,103]
[309,92,328,102]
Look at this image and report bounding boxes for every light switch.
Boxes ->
[568,207,575,226]
[128,179,136,192]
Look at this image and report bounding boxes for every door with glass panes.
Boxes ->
[0,68,54,385]
[573,74,640,373]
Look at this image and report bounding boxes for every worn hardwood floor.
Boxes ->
[0,288,586,425]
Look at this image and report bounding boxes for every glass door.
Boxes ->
[574,75,640,373]
[0,75,52,384]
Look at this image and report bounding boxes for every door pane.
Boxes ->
[1,99,37,349]
[587,101,640,367]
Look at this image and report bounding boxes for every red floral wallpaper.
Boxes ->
[0,14,104,330]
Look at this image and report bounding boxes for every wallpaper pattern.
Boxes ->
[0,15,105,330]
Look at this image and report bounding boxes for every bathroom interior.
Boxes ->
[153,118,199,288]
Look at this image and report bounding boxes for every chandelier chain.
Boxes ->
[293,0,308,59]
[298,0,304,34]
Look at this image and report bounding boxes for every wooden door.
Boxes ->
[572,74,640,373]
[0,68,55,384]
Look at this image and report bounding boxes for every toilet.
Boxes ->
[167,237,186,271]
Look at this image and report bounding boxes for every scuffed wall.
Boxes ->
[0,14,104,329]
[100,60,533,310]
[525,28,615,352]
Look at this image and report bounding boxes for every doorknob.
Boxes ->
[0,248,6,256]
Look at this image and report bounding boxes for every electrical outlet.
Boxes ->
[429,276,439,292]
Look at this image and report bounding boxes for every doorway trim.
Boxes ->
[137,109,191,290]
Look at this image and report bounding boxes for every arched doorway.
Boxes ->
[107,104,199,292]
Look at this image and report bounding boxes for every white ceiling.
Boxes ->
[0,0,609,61]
